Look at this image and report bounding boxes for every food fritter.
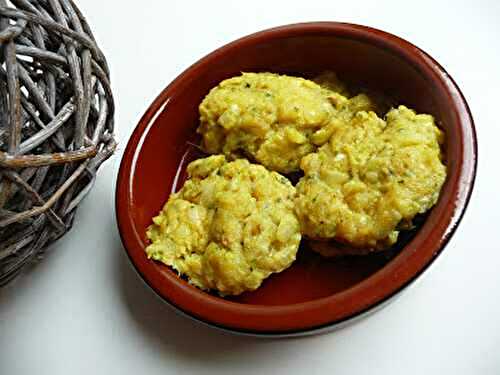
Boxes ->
[197,72,377,173]
[295,106,447,252]
[145,155,301,295]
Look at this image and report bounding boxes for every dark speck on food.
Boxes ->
[279,176,289,185]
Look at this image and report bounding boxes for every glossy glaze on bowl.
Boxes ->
[116,22,477,335]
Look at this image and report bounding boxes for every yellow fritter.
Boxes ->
[146,155,301,295]
[295,105,447,251]
[197,72,377,173]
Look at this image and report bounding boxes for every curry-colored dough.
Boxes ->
[146,155,301,295]
[197,72,377,173]
[295,106,446,251]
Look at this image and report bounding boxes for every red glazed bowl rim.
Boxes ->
[116,22,477,336]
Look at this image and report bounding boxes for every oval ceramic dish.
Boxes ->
[116,22,477,336]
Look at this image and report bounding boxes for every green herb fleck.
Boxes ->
[279,176,289,185]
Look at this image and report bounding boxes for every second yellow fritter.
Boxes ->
[146,155,301,295]
[295,106,447,251]
[198,72,377,173]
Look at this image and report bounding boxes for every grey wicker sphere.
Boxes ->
[0,0,115,285]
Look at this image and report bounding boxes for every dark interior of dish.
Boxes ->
[130,31,455,306]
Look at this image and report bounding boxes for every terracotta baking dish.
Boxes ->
[115,22,477,336]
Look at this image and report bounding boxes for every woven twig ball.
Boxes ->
[0,0,115,285]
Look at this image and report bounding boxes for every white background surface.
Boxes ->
[1,1,499,374]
